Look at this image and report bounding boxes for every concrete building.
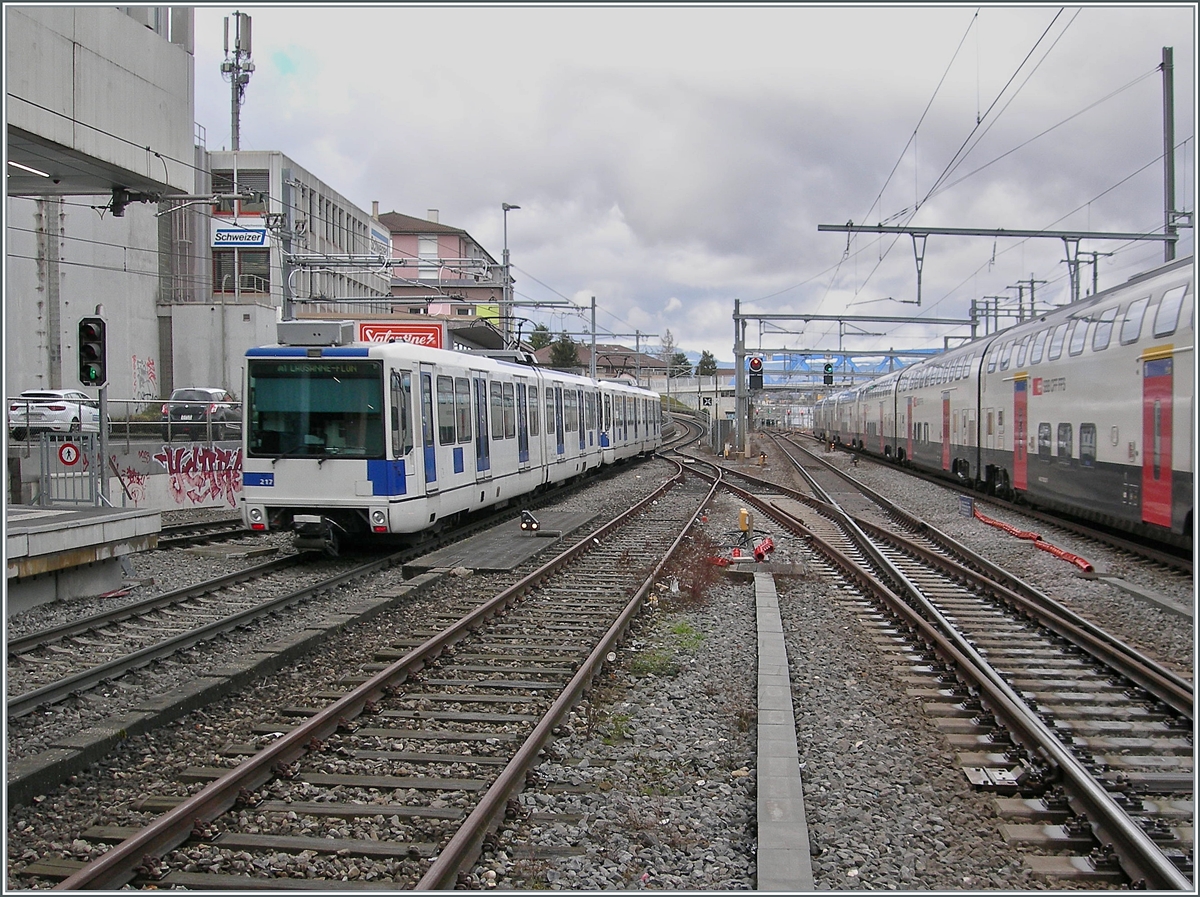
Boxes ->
[5,7,391,405]
[6,6,197,404]
[164,149,391,393]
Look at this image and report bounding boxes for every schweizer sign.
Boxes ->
[357,321,445,349]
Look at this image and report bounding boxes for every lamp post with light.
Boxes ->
[502,203,520,348]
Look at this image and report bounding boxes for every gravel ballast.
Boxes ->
[6,446,1190,890]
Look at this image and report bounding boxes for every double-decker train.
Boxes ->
[239,323,663,552]
[814,256,1193,549]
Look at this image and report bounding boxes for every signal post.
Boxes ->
[78,309,110,505]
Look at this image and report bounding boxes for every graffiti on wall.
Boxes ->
[132,356,158,408]
[153,443,244,508]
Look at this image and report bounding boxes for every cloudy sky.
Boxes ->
[192,4,1195,362]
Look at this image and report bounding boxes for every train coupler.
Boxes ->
[293,514,345,556]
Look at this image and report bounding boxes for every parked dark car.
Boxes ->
[162,388,241,441]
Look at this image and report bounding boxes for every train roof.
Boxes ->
[246,336,661,398]
[815,255,1193,403]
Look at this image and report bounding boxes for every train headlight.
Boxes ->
[248,507,265,531]
[371,509,388,533]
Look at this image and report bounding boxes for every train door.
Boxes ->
[577,389,587,451]
[905,396,913,460]
[389,369,416,495]
[419,368,437,491]
[877,401,885,454]
[1013,376,1028,491]
[472,373,491,477]
[516,381,530,468]
[1141,349,1174,527]
[554,387,565,456]
[941,392,951,471]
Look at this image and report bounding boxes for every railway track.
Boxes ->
[6,554,390,719]
[796,434,1192,576]
[40,457,714,889]
[155,516,249,550]
[684,447,1193,889]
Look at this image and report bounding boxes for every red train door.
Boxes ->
[1013,376,1028,491]
[1142,351,1174,528]
[941,392,951,470]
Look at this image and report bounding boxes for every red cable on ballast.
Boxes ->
[973,507,1094,573]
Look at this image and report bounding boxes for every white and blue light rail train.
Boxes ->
[239,325,663,552]
[814,255,1193,549]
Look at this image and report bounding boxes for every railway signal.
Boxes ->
[78,317,107,387]
[748,355,764,390]
[823,362,834,385]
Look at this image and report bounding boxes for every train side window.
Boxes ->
[528,386,539,437]
[455,378,472,444]
[390,370,413,455]
[1037,423,1052,461]
[1091,307,1118,351]
[1016,337,1030,367]
[1153,285,1187,337]
[545,387,556,436]
[999,341,1013,370]
[436,376,456,445]
[987,352,998,374]
[1079,423,1097,468]
[565,389,579,432]
[490,382,505,439]
[1119,297,1149,344]
[502,383,516,438]
[1029,330,1049,365]
[603,394,611,431]
[1056,423,1072,462]
[1047,323,1068,361]
[1067,319,1088,356]
[420,373,435,450]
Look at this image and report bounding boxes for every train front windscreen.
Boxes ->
[246,359,385,458]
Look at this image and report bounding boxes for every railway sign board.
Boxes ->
[58,442,81,466]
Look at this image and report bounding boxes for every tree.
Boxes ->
[658,328,677,361]
[528,323,552,351]
[696,350,718,377]
[668,350,692,378]
[549,332,580,370]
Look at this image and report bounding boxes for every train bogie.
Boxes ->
[239,335,662,552]
[815,256,1193,549]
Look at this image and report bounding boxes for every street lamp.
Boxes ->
[502,203,520,348]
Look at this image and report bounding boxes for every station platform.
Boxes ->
[406,511,598,573]
[6,505,161,616]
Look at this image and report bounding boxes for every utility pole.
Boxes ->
[221,12,254,151]
[502,203,520,348]
[1076,251,1113,298]
[734,300,747,456]
[1162,46,1177,262]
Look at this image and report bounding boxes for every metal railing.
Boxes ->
[7,396,243,459]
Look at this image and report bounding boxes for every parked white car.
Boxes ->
[8,389,101,439]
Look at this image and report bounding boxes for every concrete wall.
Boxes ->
[5,196,165,398]
[6,6,195,194]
